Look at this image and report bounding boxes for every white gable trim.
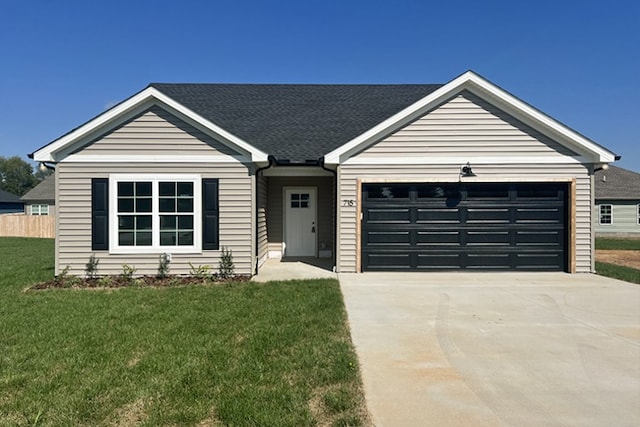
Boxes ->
[324,71,616,165]
[343,154,589,165]
[64,154,251,163]
[32,87,268,163]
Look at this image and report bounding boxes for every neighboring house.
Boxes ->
[594,166,640,237]
[20,174,56,216]
[30,71,618,276]
[0,189,24,214]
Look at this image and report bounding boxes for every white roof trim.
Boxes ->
[32,87,268,163]
[64,153,250,163]
[324,71,616,165]
[343,154,588,165]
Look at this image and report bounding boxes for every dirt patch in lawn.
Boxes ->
[595,250,640,269]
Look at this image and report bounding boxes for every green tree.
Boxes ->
[0,156,39,196]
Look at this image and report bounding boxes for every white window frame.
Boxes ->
[109,174,201,254]
[637,204,640,225]
[31,204,49,215]
[599,204,613,225]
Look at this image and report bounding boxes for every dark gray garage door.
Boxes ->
[361,183,568,271]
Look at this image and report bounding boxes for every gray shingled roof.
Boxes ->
[595,165,640,200]
[20,174,55,202]
[0,188,22,203]
[150,83,442,162]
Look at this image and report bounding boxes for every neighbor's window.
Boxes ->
[637,204,640,225]
[110,175,200,253]
[599,204,612,225]
[31,204,49,215]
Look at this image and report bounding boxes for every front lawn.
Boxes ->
[595,237,640,250]
[0,238,369,426]
[595,261,640,285]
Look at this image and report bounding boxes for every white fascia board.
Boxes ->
[32,87,268,163]
[343,154,588,165]
[324,71,616,165]
[64,154,251,163]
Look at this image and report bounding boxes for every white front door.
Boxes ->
[284,187,317,257]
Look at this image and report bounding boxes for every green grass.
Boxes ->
[0,237,369,426]
[596,261,640,284]
[595,237,640,250]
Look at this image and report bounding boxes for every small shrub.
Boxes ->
[97,275,113,287]
[157,253,171,278]
[218,246,234,279]
[189,262,212,280]
[85,254,99,279]
[57,265,81,288]
[121,264,137,281]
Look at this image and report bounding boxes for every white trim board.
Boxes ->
[64,154,251,163]
[343,155,589,165]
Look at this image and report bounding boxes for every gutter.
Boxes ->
[319,157,338,271]
[254,155,276,274]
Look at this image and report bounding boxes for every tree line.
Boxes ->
[0,156,53,196]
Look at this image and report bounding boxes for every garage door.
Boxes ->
[361,183,568,271]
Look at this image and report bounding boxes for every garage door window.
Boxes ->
[599,205,612,225]
[366,184,410,200]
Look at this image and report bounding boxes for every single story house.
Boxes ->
[20,174,56,216]
[30,71,618,276]
[594,165,640,237]
[0,189,24,214]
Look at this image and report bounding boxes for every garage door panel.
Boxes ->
[367,208,411,223]
[515,208,563,223]
[417,231,460,245]
[366,231,411,245]
[416,208,459,223]
[516,231,563,245]
[515,252,564,269]
[466,231,511,245]
[466,208,510,223]
[416,253,461,269]
[364,253,411,270]
[466,253,511,268]
[362,182,568,272]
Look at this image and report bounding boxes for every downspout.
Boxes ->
[319,157,338,272]
[254,155,276,275]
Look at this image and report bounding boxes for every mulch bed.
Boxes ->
[29,274,251,290]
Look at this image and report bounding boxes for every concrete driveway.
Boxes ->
[339,273,640,426]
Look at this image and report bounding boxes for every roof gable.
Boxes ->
[31,87,269,163]
[324,71,617,165]
[595,166,640,200]
[20,174,55,202]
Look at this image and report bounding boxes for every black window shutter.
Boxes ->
[91,178,109,250]
[202,179,219,250]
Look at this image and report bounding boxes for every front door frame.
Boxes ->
[283,186,318,257]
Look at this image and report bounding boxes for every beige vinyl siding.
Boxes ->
[595,201,640,235]
[354,91,578,158]
[266,177,334,257]
[338,164,591,273]
[257,173,268,266]
[56,161,253,276]
[79,106,241,157]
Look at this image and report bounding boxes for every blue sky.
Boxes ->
[1,0,638,170]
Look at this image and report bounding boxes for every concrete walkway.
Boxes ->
[252,258,336,282]
[339,272,640,426]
